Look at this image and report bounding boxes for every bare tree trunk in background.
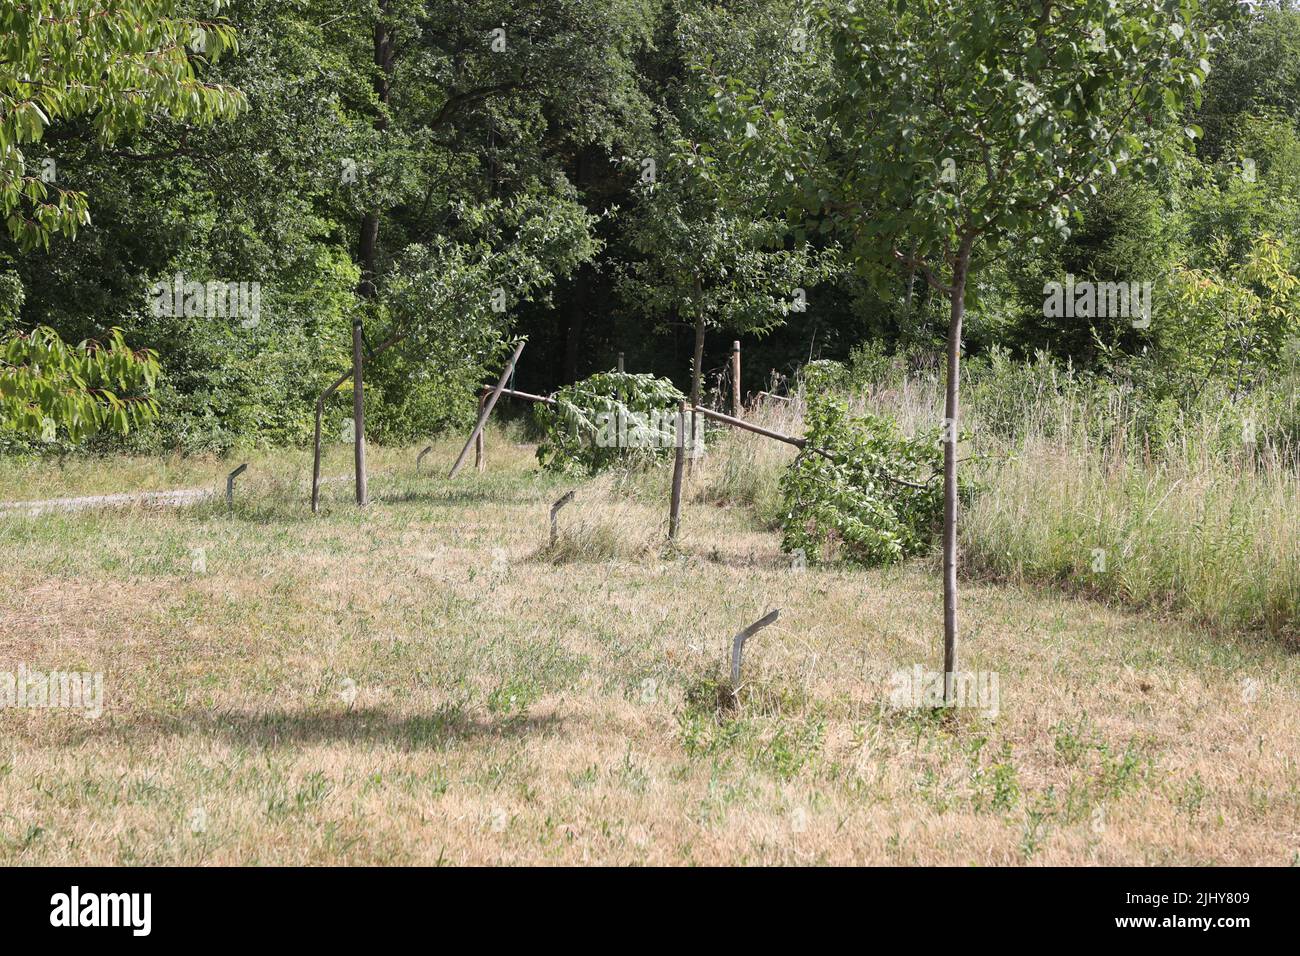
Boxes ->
[351,318,367,505]
[563,287,584,384]
[942,238,973,705]
[688,275,705,475]
[351,3,393,507]
[731,340,741,418]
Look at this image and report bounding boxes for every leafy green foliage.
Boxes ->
[535,370,685,474]
[0,0,245,252]
[1,327,160,442]
[0,0,1292,460]
[620,158,838,338]
[708,0,1213,286]
[0,0,245,445]
[379,194,601,355]
[1160,234,1300,396]
[780,393,948,566]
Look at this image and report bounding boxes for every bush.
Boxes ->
[534,371,686,474]
[779,392,949,566]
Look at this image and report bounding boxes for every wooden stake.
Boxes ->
[731,340,742,418]
[668,401,686,540]
[617,352,625,373]
[310,329,406,514]
[226,463,248,513]
[550,490,576,547]
[731,609,781,685]
[450,339,525,478]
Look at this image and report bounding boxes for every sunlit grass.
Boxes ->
[0,415,1295,864]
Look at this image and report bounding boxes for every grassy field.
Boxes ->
[0,427,1297,865]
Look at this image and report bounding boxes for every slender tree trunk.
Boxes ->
[350,4,393,507]
[904,261,916,315]
[690,311,705,406]
[731,340,742,417]
[669,401,686,539]
[688,276,705,473]
[352,318,367,505]
[942,241,972,705]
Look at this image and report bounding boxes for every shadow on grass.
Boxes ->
[63,704,562,750]
[689,545,802,572]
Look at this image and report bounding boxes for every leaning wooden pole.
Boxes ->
[450,339,526,479]
[668,401,687,540]
[484,386,807,450]
[691,405,805,450]
[478,385,554,406]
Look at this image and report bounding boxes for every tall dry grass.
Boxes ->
[694,354,1299,642]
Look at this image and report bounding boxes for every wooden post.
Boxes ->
[617,352,624,373]
[310,329,406,513]
[226,463,248,513]
[450,339,525,478]
[352,318,367,506]
[731,340,742,418]
[475,394,486,473]
[550,490,575,547]
[731,609,781,685]
[312,366,352,514]
[668,401,686,540]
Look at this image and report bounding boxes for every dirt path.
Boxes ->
[0,487,216,516]
[0,475,359,516]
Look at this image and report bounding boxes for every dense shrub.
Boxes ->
[534,371,686,474]
[779,392,948,566]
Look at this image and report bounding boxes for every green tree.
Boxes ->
[0,0,245,441]
[1,326,160,442]
[620,158,836,417]
[297,0,649,501]
[710,0,1211,699]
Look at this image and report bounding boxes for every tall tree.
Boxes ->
[620,156,836,428]
[312,0,652,501]
[709,0,1211,699]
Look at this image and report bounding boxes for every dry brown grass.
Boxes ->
[0,427,1296,865]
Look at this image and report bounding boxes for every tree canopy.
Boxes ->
[0,0,1295,454]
